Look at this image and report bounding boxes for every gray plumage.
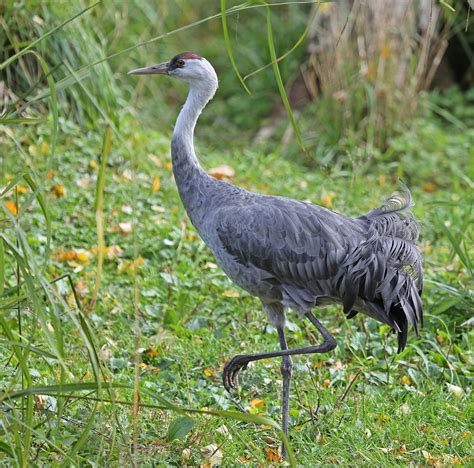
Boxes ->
[129,52,423,458]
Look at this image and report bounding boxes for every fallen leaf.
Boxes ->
[118,222,133,234]
[422,450,440,465]
[249,398,265,409]
[77,177,90,189]
[222,289,240,298]
[106,245,123,258]
[209,164,235,180]
[202,444,223,465]
[422,181,437,193]
[265,447,282,463]
[322,378,331,388]
[398,403,410,415]
[181,448,191,462]
[53,249,90,263]
[152,176,161,193]
[203,368,214,377]
[4,201,18,216]
[320,190,335,208]
[52,183,66,197]
[446,383,464,397]
[400,375,411,386]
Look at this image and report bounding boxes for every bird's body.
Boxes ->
[129,52,423,458]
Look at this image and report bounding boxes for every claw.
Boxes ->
[222,355,250,392]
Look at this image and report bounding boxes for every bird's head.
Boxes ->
[128,52,218,88]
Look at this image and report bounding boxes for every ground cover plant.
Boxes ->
[1,1,472,465]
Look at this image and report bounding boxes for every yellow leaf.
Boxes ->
[322,378,331,388]
[16,184,28,194]
[422,181,437,193]
[40,141,50,156]
[203,368,214,377]
[4,201,18,216]
[265,447,282,462]
[461,431,471,439]
[118,222,133,234]
[401,375,411,385]
[152,176,161,193]
[75,252,89,263]
[209,164,235,180]
[165,162,172,170]
[222,290,240,298]
[52,183,66,197]
[90,160,98,170]
[249,398,265,409]
[53,249,89,263]
[320,190,334,208]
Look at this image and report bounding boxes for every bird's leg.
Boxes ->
[223,311,336,390]
[277,325,292,460]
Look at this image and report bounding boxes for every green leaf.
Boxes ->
[166,416,196,442]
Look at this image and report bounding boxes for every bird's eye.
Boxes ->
[177,59,185,67]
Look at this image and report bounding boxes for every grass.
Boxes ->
[0,1,472,465]
[1,99,472,463]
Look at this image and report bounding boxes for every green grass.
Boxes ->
[1,99,472,463]
[0,1,472,465]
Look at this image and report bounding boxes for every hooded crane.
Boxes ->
[129,53,423,457]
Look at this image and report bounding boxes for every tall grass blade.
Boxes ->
[266,4,308,156]
[244,0,321,81]
[88,126,112,312]
[221,0,251,94]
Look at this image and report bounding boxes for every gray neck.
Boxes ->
[171,79,218,227]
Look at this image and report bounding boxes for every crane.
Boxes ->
[129,52,423,458]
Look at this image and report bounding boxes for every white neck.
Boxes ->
[173,77,218,160]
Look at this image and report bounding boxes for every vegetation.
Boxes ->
[0,1,472,465]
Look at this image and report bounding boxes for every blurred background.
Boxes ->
[0,1,473,465]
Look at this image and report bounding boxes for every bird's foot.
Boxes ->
[223,355,251,391]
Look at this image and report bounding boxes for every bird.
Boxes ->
[129,52,423,458]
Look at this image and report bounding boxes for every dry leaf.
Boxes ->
[398,403,410,415]
[249,399,265,409]
[400,375,411,386]
[4,201,18,216]
[446,383,464,397]
[202,444,223,465]
[209,164,235,180]
[77,177,90,189]
[222,289,240,298]
[203,368,214,377]
[320,190,335,208]
[54,249,90,263]
[52,183,66,197]
[181,448,191,462]
[152,176,161,193]
[118,222,133,234]
[422,181,437,193]
[106,245,123,258]
[322,378,331,388]
[265,447,282,463]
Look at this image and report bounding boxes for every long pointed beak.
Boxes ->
[128,62,168,75]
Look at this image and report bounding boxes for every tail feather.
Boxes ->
[352,183,424,352]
